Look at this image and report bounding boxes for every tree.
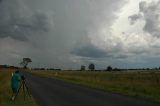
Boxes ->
[20,58,32,69]
[88,63,95,71]
[80,65,85,71]
[113,67,121,71]
[106,66,112,71]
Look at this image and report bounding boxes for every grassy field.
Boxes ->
[31,70,160,102]
[0,68,38,106]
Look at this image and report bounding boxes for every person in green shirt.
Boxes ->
[11,70,21,101]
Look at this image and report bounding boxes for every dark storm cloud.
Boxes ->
[129,1,147,22]
[139,1,147,12]
[71,44,129,59]
[129,1,160,37]
[114,54,129,59]
[71,44,109,58]
[0,0,50,41]
[0,0,129,69]
[128,14,142,25]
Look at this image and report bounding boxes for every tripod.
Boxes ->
[15,76,31,101]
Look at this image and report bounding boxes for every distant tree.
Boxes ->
[20,58,32,69]
[0,65,8,68]
[88,64,95,71]
[106,66,112,71]
[146,68,150,70]
[80,65,85,71]
[113,68,121,71]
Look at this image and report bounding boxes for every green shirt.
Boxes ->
[11,73,21,89]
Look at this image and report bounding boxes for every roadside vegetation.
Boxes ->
[31,70,160,102]
[0,69,37,106]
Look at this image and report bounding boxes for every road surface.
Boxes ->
[22,71,160,106]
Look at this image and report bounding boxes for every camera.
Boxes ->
[21,75,25,80]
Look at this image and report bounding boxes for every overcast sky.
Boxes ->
[1,0,160,69]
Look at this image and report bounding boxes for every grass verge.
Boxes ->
[31,70,160,103]
[0,69,38,106]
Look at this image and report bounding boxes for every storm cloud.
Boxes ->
[129,0,160,37]
[0,0,50,41]
[1,0,160,69]
[71,44,109,58]
[128,14,142,25]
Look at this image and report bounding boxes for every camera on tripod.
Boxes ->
[14,74,31,101]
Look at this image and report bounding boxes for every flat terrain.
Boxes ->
[23,71,160,106]
[31,70,160,102]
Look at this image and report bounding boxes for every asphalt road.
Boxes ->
[22,71,160,106]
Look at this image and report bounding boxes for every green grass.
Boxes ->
[0,69,38,106]
[31,70,160,102]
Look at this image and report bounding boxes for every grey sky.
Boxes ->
[0,0,160,69]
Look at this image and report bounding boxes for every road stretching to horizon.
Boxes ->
[22,71,160,106]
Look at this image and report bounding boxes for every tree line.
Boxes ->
[81,64,116,71]
[80,64,160,71]
[1,57,160,71]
